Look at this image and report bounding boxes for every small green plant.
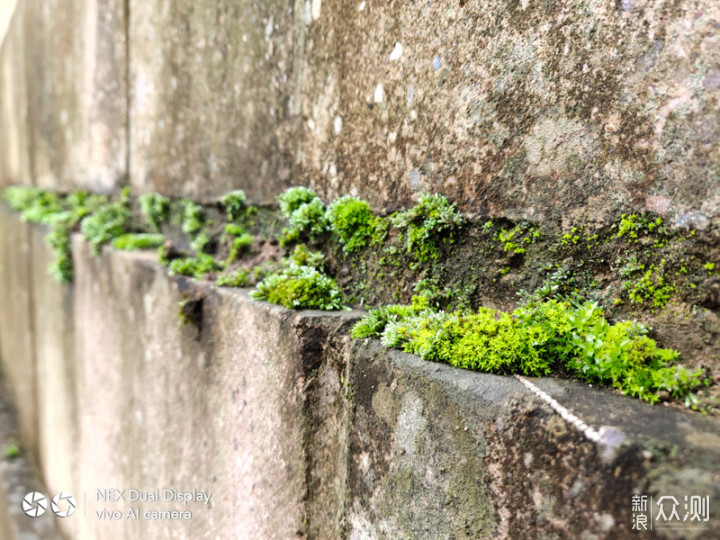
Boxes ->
[278,187,319,217]
[224,233,254,266]
[288,244,325,269]
[46,224,74,282]
[3,439,20,459]
[390,193,464,261]
[217,268,250,287]
[168,253,220,278]
[221,190,247,222]
[3,186,62,224]
[181,200,204,235]
[112,233,165,251]
[80,199,131,255]
[326,196,382,252]
[624,260,675,309]
[138,193,170,231]
[280,198,329,245]
[252,264,345,310]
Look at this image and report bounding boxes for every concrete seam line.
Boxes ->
[514,374,603,444]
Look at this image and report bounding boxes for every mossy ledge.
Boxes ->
[3,185,718,412]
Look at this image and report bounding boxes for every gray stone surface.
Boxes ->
[298,0,720,225]
[348,341,720,539]
[0,205,37,459]
[128,0,298,203]
[28,223,79,540]
[0,4,29,188]
[0,372,63,540]
[22,0,126,192]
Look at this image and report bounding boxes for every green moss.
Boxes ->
[390,193,464,261]
[138,193,170,231]
[288,244,325,269]
[251,264,345,310]
[46,224,73,283]
[168,253,220,278]
[112,233,165,251]
[3,439,20,459]
[3,186,62,224]
[326,196,383,252]
[221,190,247,222]
[280,197,329,245]
[705,262,716,274]
[624,259,675,309]
[181,200,204,235]
[495,223,539,253]
[80,198,131,255]
[278,186,319,217]
[354,298,705,404]
[216,268,250,287]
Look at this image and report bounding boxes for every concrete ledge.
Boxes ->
[0,209,719,538]
[348,341,720,538]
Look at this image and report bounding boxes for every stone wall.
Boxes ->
[1,0,720,538]
[0,207,718,538]
[2,0,718,223]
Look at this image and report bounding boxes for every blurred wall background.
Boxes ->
[0,0,17,43]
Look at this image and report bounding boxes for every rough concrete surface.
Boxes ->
[0,205,37,459]
[0,3,29,188]
[349,340,720,539]
[300,0,720,227]
[0,371,63,540]
[22,0,126,192]
[129,0,298,203]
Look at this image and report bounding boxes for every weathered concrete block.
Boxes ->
[299,0,720,226]
[23,0,127,192]
[128,0,298,203]
[0,205,37,459]
[66,238,360,539]
[0,4,30,187]
[348,340,720,539]
[28,223,79,539]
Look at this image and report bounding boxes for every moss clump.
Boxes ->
[390,193,464,261]
[112,233,165,251]
[278,186,319,216]
[3,439,20,459]
[46,223,74,283]
[168,253,220,278]
[216,269,250,287]
[181,200,204,236]
[326,196,383,252]
[221,190,248,222]
[276,187,330,245]
[3,186,62,224]
[139,193,170,231]
[351,302,424,339]
[353,298,705,404]
[281,198,329,245]
[623,259,675,309]
[288,244,325,269]
[252,264,345,310]
[494,223,540,254]
[80,194,131,255]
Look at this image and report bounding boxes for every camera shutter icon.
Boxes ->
[51,492,77,518]
[22,492,47,517]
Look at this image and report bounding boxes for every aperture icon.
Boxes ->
[22,492,47,517]
[51,492,77,518]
